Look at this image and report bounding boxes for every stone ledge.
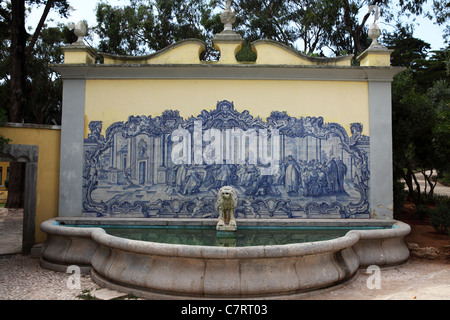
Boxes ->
[4,122,61,130]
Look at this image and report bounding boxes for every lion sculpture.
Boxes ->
[216,186,237,231]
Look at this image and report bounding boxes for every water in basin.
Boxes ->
[70,225,388,247]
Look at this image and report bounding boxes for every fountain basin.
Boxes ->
[40,218,410,299]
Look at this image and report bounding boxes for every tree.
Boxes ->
[9,0,27,123]
[1,0,69,123]
[220,0,439,58]
[1,0,70,208]
[383,23,431,69]
[95,0,216,56]
[0,22,73,208]
[291,0,347,54]
[388,25,450,205]
[92,0,447,60]
[25,24,75,124]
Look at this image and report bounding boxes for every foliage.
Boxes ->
[92,0,449,59]
[1,0,71,123]
[383,24,431,69]
[0,23,75,125]
[393,179,407,219]
[441,171,450,186]
[0,0,75,125]
[431,197,450,235]
[415,204,431,221]
[0,108,10,151]
[235,41,256,62]
[387,22,450,205]
[95,0,218,56]
[0,1,73,208]
[24,24,75,124]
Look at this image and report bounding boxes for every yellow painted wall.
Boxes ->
[358,50,393,67]
[0,126,61,243]
[0,161,9,187]
[0,161,9,203]
[103,42,206,65]
[251,42,351,66]
[85,79,369,138]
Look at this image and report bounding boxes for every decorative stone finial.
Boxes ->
[214,0,242,41]
[356,5,393,66]
[221,0,235,32]
[68,21,88,45]
[367,5,385,50]
[64,20,96,64]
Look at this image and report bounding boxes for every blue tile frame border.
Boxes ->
[82,100,370,219]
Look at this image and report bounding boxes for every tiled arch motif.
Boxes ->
[83,101,370,218]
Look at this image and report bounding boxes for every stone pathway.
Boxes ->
[304,258,450,300]
[0,253,448,300]
[0,205,448,300]
[0,208,23,255]
[0,254,99,300]
[409,171,450,197]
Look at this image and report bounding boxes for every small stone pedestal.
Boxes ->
[216,224,237,232]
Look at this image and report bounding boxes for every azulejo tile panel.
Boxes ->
[83,100,370,218]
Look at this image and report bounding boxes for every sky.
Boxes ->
[27,0,447,53]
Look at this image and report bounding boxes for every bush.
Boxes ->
[431,199,450,235]
[440,171,450,186]
[415,204,432,221]
[393,180,407,219]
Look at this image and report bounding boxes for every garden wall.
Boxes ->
[0,124,60,242]
[54,36,402,220]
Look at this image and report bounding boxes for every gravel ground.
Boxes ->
[0,208,448,300]
[304,258,450,300]
[0,254,99,300]
[0,254,448,300]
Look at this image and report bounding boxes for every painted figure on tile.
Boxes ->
[285,155,301,195]
[183,166,203,195]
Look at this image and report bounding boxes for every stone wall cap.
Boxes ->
[99,39,206,62]
[50,63,405,82]
[251,39,354,63]
[357,47,394,61]
[4,122,61,130]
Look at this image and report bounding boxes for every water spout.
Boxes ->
[216,186,237,232]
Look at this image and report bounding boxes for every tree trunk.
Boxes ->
[410,169,422,205]
[422,169,437,199]
[5,162,26,208]
[10,0,27,123]
[8,1,27,208]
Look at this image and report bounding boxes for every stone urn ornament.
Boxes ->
[367,5,384,49]
[221,0,235,32]
[68,20,88,45]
